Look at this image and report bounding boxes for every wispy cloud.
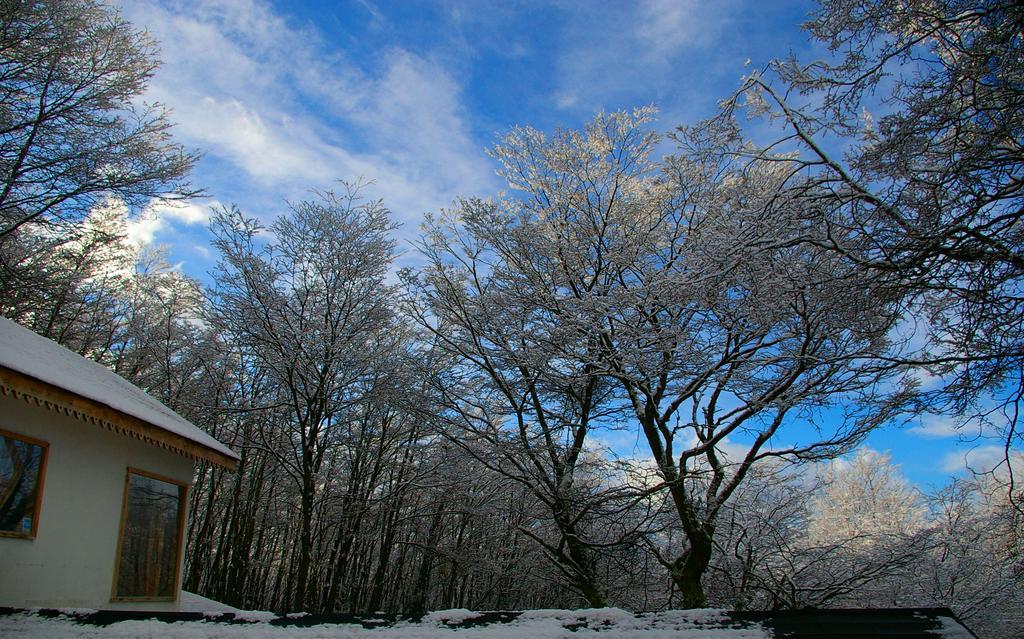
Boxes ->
[635,0,716,63]
[551,0,738,116]
[117,0,498,235]
[908,414,966,440]
[941,445,1021,475]
[352,0,386,27]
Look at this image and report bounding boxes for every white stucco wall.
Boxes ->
[0,392,194,610]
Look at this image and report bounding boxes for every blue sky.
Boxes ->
[111,0,1010,488]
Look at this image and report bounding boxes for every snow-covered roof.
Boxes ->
[0,317,238,468]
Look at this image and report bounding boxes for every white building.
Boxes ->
[0,317,239,610]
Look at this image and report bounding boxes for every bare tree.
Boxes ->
[599,119,911,608]
[0,198,137,351]
[703,463,816,610]
[711,0,1024,503]
[409,108,912,609]
[403,111,665,607]
[0,0,198,241]
[918,475,1024,638]
[209,185,397,612]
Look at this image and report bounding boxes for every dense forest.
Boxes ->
[0,1,1022,638]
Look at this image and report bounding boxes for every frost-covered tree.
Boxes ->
[711,0,1024,502]
[703,449,1022,637]
[404,112,658,607]
[608,127,912,608]
[0,0,198,240]
[806,449,925,545]
[761,451,929,610]
[209,185,398,612]
[410,108,913,609]
[916,476,1024,638]
[0,199,138,352]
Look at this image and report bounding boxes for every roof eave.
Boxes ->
[0,366,239,471]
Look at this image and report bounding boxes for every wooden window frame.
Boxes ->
[0,427,49,540]
[110,466,188,603]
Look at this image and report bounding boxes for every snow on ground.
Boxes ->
[179,590,242,614]
[928,615,977,639]
[0,608,771,638]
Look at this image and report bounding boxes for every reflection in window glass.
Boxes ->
[114,472,184,599]
[0,432,47,537]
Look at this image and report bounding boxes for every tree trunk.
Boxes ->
[670,526,714,609]
[365,505,399,613]
[562,525,608,608]
[293,476,315,611]
[409,505,445,614]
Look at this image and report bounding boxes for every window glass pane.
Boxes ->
[0,434,46,536]
[115,472,183,599]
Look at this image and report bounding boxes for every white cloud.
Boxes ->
[941,445,1018,475]
[908,414,963,439]
[555,92,578,109]
[155,93,351,185]
[117,0,498,235]
[716,437,756,464]
[353,0,385,26]
[151,200,211,225]
[126,199,219,246]
[126,214,163,246]
[635,0,707,62]
[907,411,1002,442]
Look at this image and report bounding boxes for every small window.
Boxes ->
[112,468,187,601]
[0,428,49,539]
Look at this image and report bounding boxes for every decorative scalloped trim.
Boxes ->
[0,382,203,463]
